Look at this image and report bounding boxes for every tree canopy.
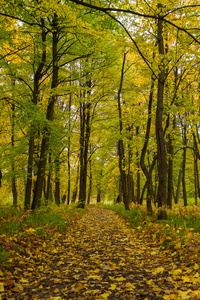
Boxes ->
[0,0,199,211]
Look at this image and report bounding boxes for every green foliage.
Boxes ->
[103,204,200,235]
[0,246,10,265]
[0,204,85,236]
[160,213,200,234]
[102,204,143,227]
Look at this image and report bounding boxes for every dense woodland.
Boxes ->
[0,0,200,212]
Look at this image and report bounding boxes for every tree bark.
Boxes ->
[140,79,155,214]
[136,126,140,204]
[71,162,79,203]
[182,123,187,206]
[117,52,129,210]
[11,103,18,206]
[31,14,59,209]
[25,17,46,211]
[87,156,92,204]
[156,5,167,207]
[54,158,60,206]
[193,133,200,204]
[46,152,53,204]
[67,82,72,205]
[77,75,92,208]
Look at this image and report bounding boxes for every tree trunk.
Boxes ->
[167,130,173,209]
[118,176,123,203]
[87,156,92,204]
[25,17,46,211]
[127,124,135,203]
[136,126,141,204]
[175,164,182,204]
[193,134,200,204]
[67,85,72,205]
[117,52,129,210]
[71,162,79,203]
[32,15,58,209]
[46,152,53,204]
[140,79,155,214]
[194,152,198,205]
[127,173,135,203]
[0,171,2,187]
[54,158,60,206]
[97,188,101,203]
[156,5,167,207]
[182,123,187,206]
[11,103,18,206]
[77,76,92,209]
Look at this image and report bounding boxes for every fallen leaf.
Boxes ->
[87,275,102,280]
[125,282,135,289]
[109,283,117,290]
[116,276,126,281]
[0,283,4,292]
[101,293,110,299]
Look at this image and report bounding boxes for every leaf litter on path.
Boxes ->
[1,207,200,299]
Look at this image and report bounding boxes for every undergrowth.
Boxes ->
[0,203,85,265]
[0,203,85,236]
[101,203,200,235]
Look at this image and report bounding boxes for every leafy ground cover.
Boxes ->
[0,204,85,266]
[0,205,200,299]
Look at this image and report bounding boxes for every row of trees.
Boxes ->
[0,0,199,213]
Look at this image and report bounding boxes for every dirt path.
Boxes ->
[2,207,200,299]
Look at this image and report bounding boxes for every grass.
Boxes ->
[0,203,85,236]
[0,246,10,265]
[0,203,85,266]
[101,203,200,235]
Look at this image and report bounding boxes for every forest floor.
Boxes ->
[1,206,200,300]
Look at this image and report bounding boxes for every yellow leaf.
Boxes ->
[52,249,58,254]
[178,290,192,299]
[101,293,110,299]
[116,276,126,281]
[171,269,182,276]
[53,278,62,284]
[12,284,23,292]
[152,287,162,293]
[174,242,181,250]
[0,283,4,292]
[57,261,64,266]
[72,283,84,293]
[14,283,23,291]
[109,276,115,280]
[182,276,191,283]
[26,228,35,233]
[19,278,29,283]
[93,268,100,273]
[0,271,3,277]
[152,266,165,274]
[163,295,177,299]
[125,282,135,289]
[109,283,116,290]
[191,291,200,297]
[87,275,102,280]
[193,263,199,270]
[53,288,60,294]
